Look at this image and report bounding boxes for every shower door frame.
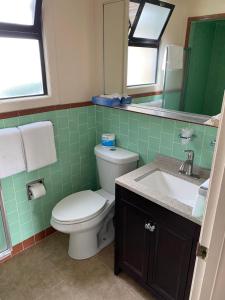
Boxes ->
[0,185,12,260]
[184,13,225,48]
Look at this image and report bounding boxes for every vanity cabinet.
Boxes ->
[114,185,201,300]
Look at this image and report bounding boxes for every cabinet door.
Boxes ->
[147,224,193,300]
[119,201,152,281]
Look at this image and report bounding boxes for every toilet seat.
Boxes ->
[52,190,107,225]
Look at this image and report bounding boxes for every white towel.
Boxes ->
[19,121,57,172]
[0,128,26,179]
[192,178,210,218]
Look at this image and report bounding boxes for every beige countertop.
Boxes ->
[116,155,210,225]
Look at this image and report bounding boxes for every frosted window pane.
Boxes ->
[0,38,44,99]
[0,0,36,25]
[134,3,170,40]
[129,2,140,26]
[127,46,157,86]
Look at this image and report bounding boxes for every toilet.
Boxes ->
[51,145,139,260]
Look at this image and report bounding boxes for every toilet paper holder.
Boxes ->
[26,178,45,200]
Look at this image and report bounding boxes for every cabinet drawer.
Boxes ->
[116,184,200,238]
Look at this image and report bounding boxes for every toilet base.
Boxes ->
[68,211,114,260]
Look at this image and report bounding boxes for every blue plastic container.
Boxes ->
[92,95,132,107]
[92,96,121,107]
[101,134,116,147]
[120,96,132,105]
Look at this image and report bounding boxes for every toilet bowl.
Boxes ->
[51,145,139,260]
[51,189,115,259]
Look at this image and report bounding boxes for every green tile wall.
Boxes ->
[132,94,162,104]
[133,92,181,111]
[1,106,97,246]
[96,106,217,169]
[0,104,217,247]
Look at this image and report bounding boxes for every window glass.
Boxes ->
[0,0,36,25]
[129,2,140,27]
[133,3,171,40]
[127,46,158,86]
[0,38,44,99]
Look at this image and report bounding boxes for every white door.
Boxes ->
[190,94,225,300]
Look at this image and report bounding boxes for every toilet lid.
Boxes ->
[52,190,107,224]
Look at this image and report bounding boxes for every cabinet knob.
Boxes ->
[145,223,156,232]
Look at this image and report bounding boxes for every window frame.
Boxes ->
[129,0,175,48]
[127,0,175,87]
[127,44,159,87]
[0,0,47,101]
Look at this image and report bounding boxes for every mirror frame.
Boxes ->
[127,12,225,127]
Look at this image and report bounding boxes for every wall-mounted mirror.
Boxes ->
[103,0,225,127]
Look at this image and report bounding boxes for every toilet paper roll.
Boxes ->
[29,182,46,200]
[101,133,116,147]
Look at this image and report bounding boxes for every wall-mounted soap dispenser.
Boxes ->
[179,128,195,145]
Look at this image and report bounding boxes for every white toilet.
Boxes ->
[51,145,139,260]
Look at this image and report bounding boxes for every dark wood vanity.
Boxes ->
[114,185,201,300]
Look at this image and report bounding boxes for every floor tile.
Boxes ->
[0,233,155,300]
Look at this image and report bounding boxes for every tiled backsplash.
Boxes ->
[96,106,217,169]
[0,104,217,246]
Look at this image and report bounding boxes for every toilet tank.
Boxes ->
[94,145,139,195]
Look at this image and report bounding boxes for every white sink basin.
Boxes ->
[136,170,199,207]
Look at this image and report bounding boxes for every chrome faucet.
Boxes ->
[179,150,195,177]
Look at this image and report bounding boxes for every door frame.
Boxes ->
[184,13,225,48]
[190,91,225,300]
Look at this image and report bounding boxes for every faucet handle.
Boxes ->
[185,150,194,160]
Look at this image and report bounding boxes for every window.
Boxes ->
[127,0,175,87]
[128,46,158,86]
[0,0,47,100]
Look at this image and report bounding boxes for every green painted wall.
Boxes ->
[0,104,217,247]
[184,20,225,116]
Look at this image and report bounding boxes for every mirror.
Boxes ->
[103,0,225,127]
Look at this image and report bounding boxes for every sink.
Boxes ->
[135,170,199,207]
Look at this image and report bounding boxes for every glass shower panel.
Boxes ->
[162,45,187,111]
[0,187,11,260]
[0,209,8,253]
